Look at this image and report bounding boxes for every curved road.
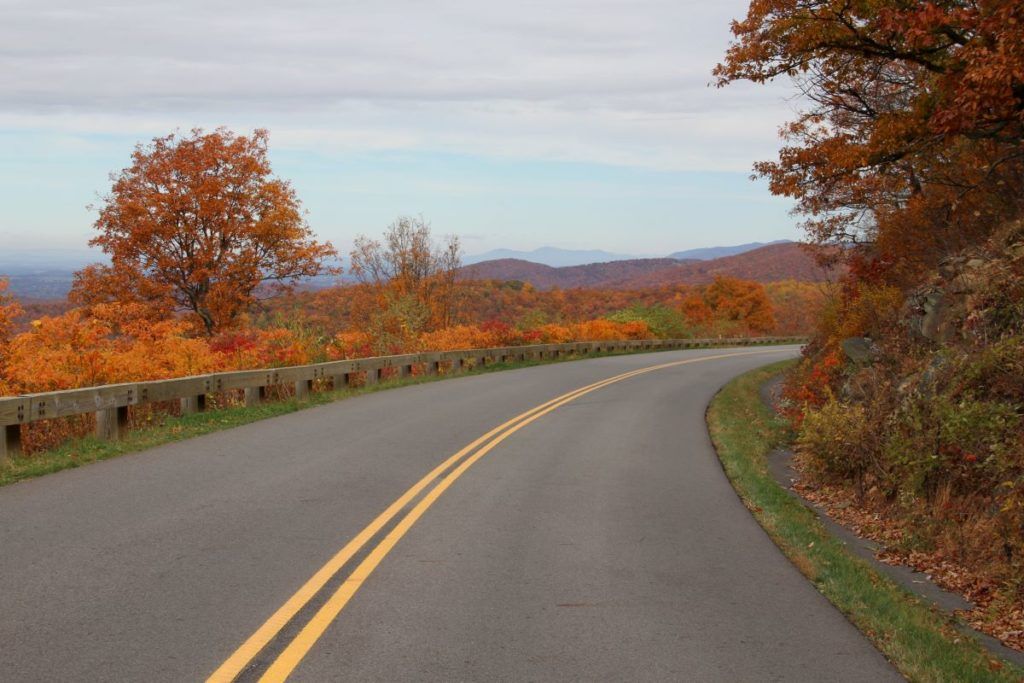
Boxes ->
[0,346,897,681]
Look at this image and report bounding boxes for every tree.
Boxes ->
[703,276,776,334]
[715,1,1024,277]
[72,128,336,335]
[349,216,462,332]
[0,279,23,393]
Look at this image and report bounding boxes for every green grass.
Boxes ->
[707,360,1023,682]
[0,344,707,488]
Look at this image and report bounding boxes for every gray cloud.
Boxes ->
[0,0,794,171]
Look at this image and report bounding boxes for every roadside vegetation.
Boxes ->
[717,0,1024,650]
[708,362,1022,682]
[0,128,820,459]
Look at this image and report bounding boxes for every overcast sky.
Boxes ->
[0,0,799,257]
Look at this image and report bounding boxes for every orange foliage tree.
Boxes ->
[715,0,1024,278]
[0,279,23,394]
[71,128,336,335]
[703,276,776,334]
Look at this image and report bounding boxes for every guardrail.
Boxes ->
[0,336,805,460]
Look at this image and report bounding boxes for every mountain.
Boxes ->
[668,240,792,261]
[461,258,682,289]
[465,241,797,266]
[461,242,835,289]
[617,242,833,287]
[464,247,637,268]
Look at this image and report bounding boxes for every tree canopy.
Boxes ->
[716,0,1024,281]
[71,128,336,334]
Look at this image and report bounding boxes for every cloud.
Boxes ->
[0,0,793,172]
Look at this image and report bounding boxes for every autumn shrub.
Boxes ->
[2,304,223,451]
[764,281,826,336]
[573,318,651,341]
[532,323,574,344]
[329,330,375,359]
[607,304,690,338]
[703,276,776,335]
[797,400,879,493]
[363,292,431,355]
[211,327,322,369]
[0,279,23,395]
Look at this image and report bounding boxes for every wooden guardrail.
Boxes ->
[0,336,805,460]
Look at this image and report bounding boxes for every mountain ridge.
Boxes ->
[461,242,834,289]
[668,240,791,261]
[463,246,637,267]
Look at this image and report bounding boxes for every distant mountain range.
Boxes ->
[464,241,793,267]
[667,240,791,261]
[0,240,811,299]
[461,242,835,289]
[463,247,637,268]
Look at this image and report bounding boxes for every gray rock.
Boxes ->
[841,336,874,363]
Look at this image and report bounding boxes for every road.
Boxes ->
[0,346,898,681]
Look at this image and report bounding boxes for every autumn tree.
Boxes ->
[348,216,462,347]
[679,292,713,329]
[0,279,23,392]
[71,128,336,335]
[703,276,776,334]
[715,1,1024,277]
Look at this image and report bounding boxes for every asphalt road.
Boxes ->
[0,346,898,681]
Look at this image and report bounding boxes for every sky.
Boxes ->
[0,0,801,258]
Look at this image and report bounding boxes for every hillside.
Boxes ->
[460,257,683,288]
[461,243,833,289]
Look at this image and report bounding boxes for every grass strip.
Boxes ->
[706,360,1022,683]
[0,344,714,488]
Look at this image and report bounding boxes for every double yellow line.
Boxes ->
[208,349,785,682]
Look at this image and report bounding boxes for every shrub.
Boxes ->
[607,304,690,338]
[798,399,878,493]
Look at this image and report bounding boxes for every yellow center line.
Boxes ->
[209,349,787,682]
[208,359,664,682]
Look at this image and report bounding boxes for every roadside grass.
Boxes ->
[707,360,1022,683]
[0,344,721,488]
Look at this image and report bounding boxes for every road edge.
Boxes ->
[705,360,1023,682]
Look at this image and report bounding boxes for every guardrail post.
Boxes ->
[400,364,412,378]
[1,424,21,462]
[427,361,439,376]
[244,386,266,406]
[330,374,349,391]
[364,368,379,386]
[180,394,206,415]
[95,406,129,440]
[295,379,312,400]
